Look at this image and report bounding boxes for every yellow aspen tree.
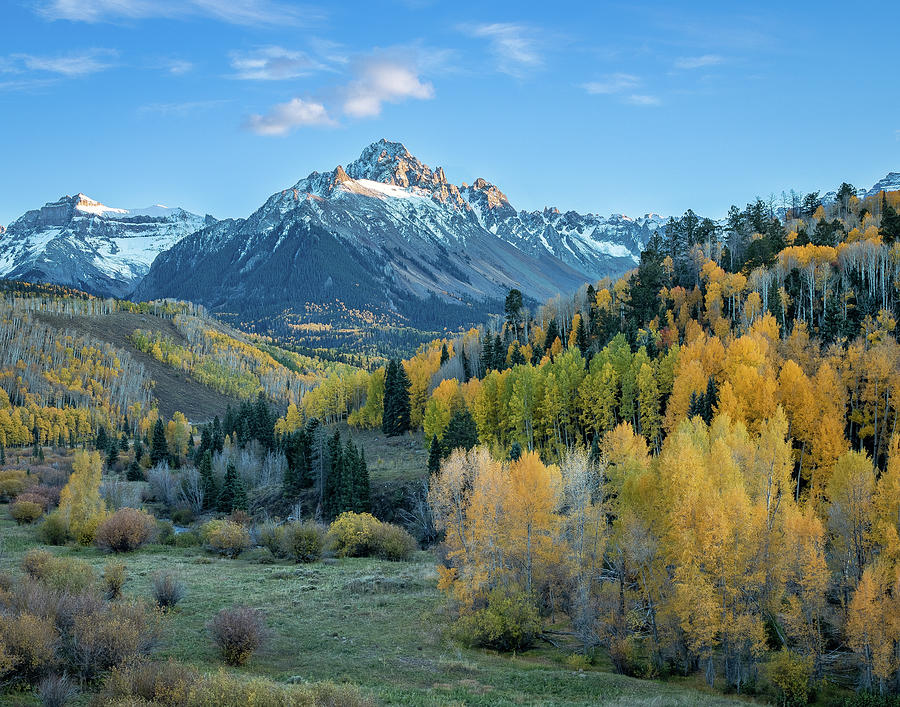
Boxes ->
[58,449,106,544]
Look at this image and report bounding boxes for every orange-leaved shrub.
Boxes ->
[94,508,157,552]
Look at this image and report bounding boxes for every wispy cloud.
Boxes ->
[244,98,334,136]
[342,59,434,118]
[464,23,542,77]
[164,59,193,75]
[626,94,661,107]
[3,49,117,76]
[229,46,324,80]
[674,54,723,70]
[138,99,230,117]
[583,73,639,94]
[37,0,322,27]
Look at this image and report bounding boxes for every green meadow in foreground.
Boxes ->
[0,508,752,706]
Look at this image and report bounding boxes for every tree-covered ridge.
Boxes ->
[0,299,153,448]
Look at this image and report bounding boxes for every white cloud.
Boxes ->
[244,97,334,135]
[230,46,323,80]
[37,0,321,26]
[9,49,116,76]
[626,94,661,107]
[583,73,639,94]
[342,60,433,118]
[466,23,542,77]
[165,59,193,75]
[674,54,723,70]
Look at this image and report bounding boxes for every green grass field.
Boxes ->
[0,507,760,706]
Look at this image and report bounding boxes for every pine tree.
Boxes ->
[126,458,143,481]
[218,461,246,512]
[106,441,118,470]
[199,450,217,509]
[461,349,471,382]
[0,441,5,465]
[355,448,370,513]
[428,434,442,474]
[133,440,143,464]
[382,360,398,436]
[440,343,449,366]
[702,377,717,424]
[33,424,41,460]
[480,336,495,375]
[544,319,560,350]
[95,425,108,453]
[212,415,224,452]
[443,409,478,453]
[575,315,589,354]
[120,433,129,452]
[324,430,343,519]
[392,362,412,435]
[687,392,704,420]
[509,441,522,462]
[767,279,783,330]
[150,419,169,467]
[880,192,900,244]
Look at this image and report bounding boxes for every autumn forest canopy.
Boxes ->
[3,183,900,704]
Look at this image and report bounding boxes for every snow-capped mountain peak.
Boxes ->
[0,194,213,297]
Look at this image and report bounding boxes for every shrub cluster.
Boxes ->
[0,469,28,500]
[9,498,43,524]
[452,590,542,652]
[37,511,70,545]
[151,571,185,610]
[257,521,326,563]
[327,512,417,561]
[206,605,267,666]
[94,508,157,552]
[201,519,250,557]
[101,659,373,706]
[0,553,160,690]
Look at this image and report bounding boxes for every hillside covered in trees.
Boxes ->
[269,183,900,698]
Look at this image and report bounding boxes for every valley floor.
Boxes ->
[0,507,756,706]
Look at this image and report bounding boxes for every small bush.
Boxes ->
[328,512,417,561]
[207,605,266,666]
[37,673,78,707]
[103,561,127,600]
[95,508,157,552]
[156,520,176,546]
[174,529,201,548]
[37,511,70,545]
[767,649,812,706]
[201,519,250,557]
[16,490,51,509]
[103,658,197,705]
[0,612,58,682]
[280,522,325,563]
[0,469,28,500]
[228,510,252,526]
[10,499,44,524]
[255,521,285,557]
[452,591,541,652]
[239,547,277,564]
[22,550,95,593]
[151,571,185,610]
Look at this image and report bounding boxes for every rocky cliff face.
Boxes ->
[0,194,212,297]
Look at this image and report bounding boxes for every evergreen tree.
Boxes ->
[461,349,471,382]
[509,441,522,462]
[120,433,129,452]
[382,360,398,436]
[343,439,359,512]
[324,430,344,519]
[355,448,370,513]
[443,409,478,454]
[126,458,143,481]
[220,409,232,445]
[199,426,212,458]
[218,461,246,512]
[575,315,589,354]
[702,377,717,424]
[150,419,168,467]
[95,425,108,453]
[0,441,5,465]
[480,336,495,375]
[881,192,900,244]
[106,441,118,470]
[544,319,560,350]
[392,362,412,435]
[133,440,143,463]
[440,343,450,366]
[33,424,41,459]
[509,342,527,367]
[687,392,704,420]
[493,334,504,370]
[428,435,442,474]
[767,279,784,329]
[199,450,217,509]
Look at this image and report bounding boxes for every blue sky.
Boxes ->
[1,0,898,226]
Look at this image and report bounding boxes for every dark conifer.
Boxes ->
[428,435,442,474]
[150,419,168,466]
